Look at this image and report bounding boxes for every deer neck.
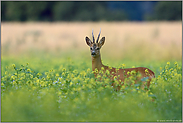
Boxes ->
[92,55,104,71]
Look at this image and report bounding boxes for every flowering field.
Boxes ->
[1,22,182,122]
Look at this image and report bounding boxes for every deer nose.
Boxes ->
[91,52,96,55]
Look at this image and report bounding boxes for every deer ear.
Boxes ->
[85,37,92,46]
[99,37,105,47]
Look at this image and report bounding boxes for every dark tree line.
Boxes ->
[1,1,182,22]
[153,1,182,21]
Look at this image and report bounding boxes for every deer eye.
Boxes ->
[96,48,100,50]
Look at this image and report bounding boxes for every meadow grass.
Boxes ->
[1,21,182,61]
[1,22,182,122]
[1,54,182,122]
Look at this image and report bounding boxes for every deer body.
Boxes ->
[86,29,155,90]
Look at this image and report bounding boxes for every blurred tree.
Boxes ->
[53,2,75,21]
[106,9,128,21]
[53,2,109,21]
[1,2,7,21]
[73,2,107,21]
[1,1,182,22]
[1,1,128,22]
[154,1,182,20]
[1,1,55,21]
[3,1,27,21]
[26,1,54,21]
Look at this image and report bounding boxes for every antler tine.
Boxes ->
[92,29,95,43]
[96,28,101,43]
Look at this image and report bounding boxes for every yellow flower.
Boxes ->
[58,91,62,95]
[70,91,74,95]
[145,69,149,73]
[167,62,170,65]
[149,92,153,95]
[70,82,73,86]
[122,85,125,89]
[114,80,120,86]
[109,66,112,69]
[12,64,16,68]
[99,70,104,74]
[131,70,136,74]
[40,81,45,87]
[73,88,76,91]
[97,75,101,79]
[1,83,4,86]
[127,71,130,75]
[94,68,98,73]
[37,73,42,76]
[56,73,59,77]
[27,69,31,72]
[82,85,85,89]
[80,71,86,77]
[36,79,40,83]
[105,70,110,75]
[116,68,119,72]
[87,68,91,72]
[11,75,16,80]
[114,76,117,80]
[46,75,50,79]
[5,71,8,75]
[121,63,126,68]
[174,62,178,68]
[62,68,66,72]
[13,81,17,85]
[45,72,48,75]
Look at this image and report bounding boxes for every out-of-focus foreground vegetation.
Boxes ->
[1,22,182,122]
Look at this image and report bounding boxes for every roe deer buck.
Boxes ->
[85,29,155,91]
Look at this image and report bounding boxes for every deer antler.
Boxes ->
[92,29,95,43]
[96,28,101,43]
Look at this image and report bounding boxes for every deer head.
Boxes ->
[85,29,105,57]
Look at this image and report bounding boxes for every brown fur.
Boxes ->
[86,31,155,91]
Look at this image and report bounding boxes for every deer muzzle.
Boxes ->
[91,51,96,56]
